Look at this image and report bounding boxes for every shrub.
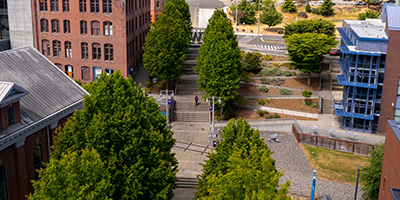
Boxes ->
[302,90,313,98]
[358,10,379,20]
[283,70,292,76]
[261,77,272,84]
[242,52,263,73]
[263,54,273,61]
[258,99,266,105]
[261,68,272,75]
[298,12,308,18]
[259,85,269,93]
[277,30,284,34]
[305,3,311,12]
[265,114,272,119]
[301,101,307,106]
[311,103,316,108]
[280,89,292,95]
[272,68,282,76]
[292,72,297,76]
[257,110,269,116]
[311,8,320,15]
[273,113,281,118]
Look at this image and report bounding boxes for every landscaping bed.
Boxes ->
[251,98,319,114]
[254,78,319,91]
[236,109,317,121]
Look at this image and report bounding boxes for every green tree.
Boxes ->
[196,119,290,199]
[242,52,262,72]
[196,9,242,105]
[358,10,379,20]
[286,33,337,86]
[260,4,284,28]
[360,144,384,200]
[143,0,190,87]
[284,19,335,38]
[319,0,334,16]
[230,0,256,24]
[29,148,113,200]
[305,3,311,12]
[52,72,178,200]
[281,0,297,13]
[169,0,192,36]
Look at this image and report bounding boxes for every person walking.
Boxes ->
[195,95,198,106]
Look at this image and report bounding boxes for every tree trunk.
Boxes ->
[308,73,311,86]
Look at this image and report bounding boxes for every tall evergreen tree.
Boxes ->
[52,72,178,200]
[143,0,190,85]
[196,119,290,199]
[195,9,242,105]
[260,4,284,28]
[168,0,192,37]
[360,144,385,200]
[320,0,334,17]
[281,0,297,13]
[283,19,335,38]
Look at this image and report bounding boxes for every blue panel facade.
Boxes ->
[335,26,387,132]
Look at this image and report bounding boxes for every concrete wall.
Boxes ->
[8,0,34,48]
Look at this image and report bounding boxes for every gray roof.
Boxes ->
[0,46,88,140]
[0,82,13,103]
[387,6,400,31]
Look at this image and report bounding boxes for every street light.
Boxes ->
[206,96,222,137]
[257,0,261,46]
[160,89,174,128]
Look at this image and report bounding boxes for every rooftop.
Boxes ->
[389,120,400,144]
[387,6,400,31]
[344,19,388,40]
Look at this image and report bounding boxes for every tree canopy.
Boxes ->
[281,0,297,13]
[196,119,290,199]
[260,4,284,28]
[358,10,379,20]
[29,148,113,200]
[229,0,256,24]
[286,33,337,85]
[196,9,242,105]
[143,0,191,82]
[242,52,263,73]
[360,144,384,200]
[52,72,178,199]
[283,19,336,38]
[320,0,334,16]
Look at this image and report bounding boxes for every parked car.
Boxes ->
[355,1,367,5]
[329,48,341,56]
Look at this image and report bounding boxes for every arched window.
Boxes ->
[92,43,101,60]
[51,19,60,33]
[0,166,8,200]
[55,63,62,69]
[52,40,61,57]
[81,42,88,59]
[65,65,73,78]
[65,41,72,58]
[91,21,100,36]
[103,21,112,36]
[156,0,159,7]
[33,145,43,180]
[41,40,50,56]
[80,20,87,34]
[40,19,48,32]
[81,66,91,80]
[104,44,113,61]
[8,107,14,126]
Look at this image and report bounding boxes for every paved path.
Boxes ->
[260,106,319,119]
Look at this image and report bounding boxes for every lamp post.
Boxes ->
[257,0,261,46]
[206,96,222,137]
[160,89,174,128]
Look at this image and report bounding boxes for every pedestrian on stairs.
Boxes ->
[195,95,198,106]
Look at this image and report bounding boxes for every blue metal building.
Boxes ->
[335,19,388,133]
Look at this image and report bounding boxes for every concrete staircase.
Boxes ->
[173,44,209,122]
[322,98,333,114]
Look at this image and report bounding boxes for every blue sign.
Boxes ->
[213,141,217,148]
[209,106,213,112]
[168,99,171,105]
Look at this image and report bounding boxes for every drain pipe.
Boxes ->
[46,125,51,159]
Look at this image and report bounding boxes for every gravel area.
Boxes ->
[260,131,363,199]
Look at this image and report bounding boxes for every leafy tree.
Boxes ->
[29,148,113,200]
[360,144,384,200]
[242,52,263,72]
[358,10,379,20]
[52,72,178,200]
[196,119,290,199]
[286,33,337,86]
[281,0,297,13]
[143,0,190,86]
[260,4,284,28]
[305,3,311,12]
[319,0,334,17]
[229,0,256,24]
[284,19,335,38]
[168,0,192,36]
[196,9,242,105]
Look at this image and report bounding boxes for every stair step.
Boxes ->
[175,101,209,110]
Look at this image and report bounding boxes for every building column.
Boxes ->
[15,138,29,200]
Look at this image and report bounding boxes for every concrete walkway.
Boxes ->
[260,106,319,119]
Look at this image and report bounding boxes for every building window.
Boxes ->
[92,43,101,60]
[39,0,48,11]
[90,0,99,13]
[79,0,86,12]
[0,166,8,200]
[104,21,112,36]
[8,107,14,126]
[104,44,113,61]
[103,0,112,13]
[33,145,43,180]
[65,41,72,58]
[62,0,69,12]
[63,20,70,34]
[81,66,91,80]
[156,0,159,8]
[105,68,114,75]
[40,19,48,32]
[81,42,88,59]
[80,20,87,34]
[91,21,100,36]
[93,67,102,80]
[41,40,50,56]
[51,19,60,33]
[50,0,59,11]
[55,63,62,69]
[65,65,73,78]
[52,40,61,57]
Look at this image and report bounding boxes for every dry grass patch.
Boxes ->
[299,143,369,185]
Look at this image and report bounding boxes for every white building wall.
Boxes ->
[8,0,34,48]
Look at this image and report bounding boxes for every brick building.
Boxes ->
[150,0,165,23]
[379,120,400,199]
[0,47,88,199]
[31,0,150,82]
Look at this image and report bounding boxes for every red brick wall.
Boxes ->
[379,122,400,200]
[379,30,400,133]
[0,102,22,131]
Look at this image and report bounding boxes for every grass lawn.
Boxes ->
[299,143,370,185]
